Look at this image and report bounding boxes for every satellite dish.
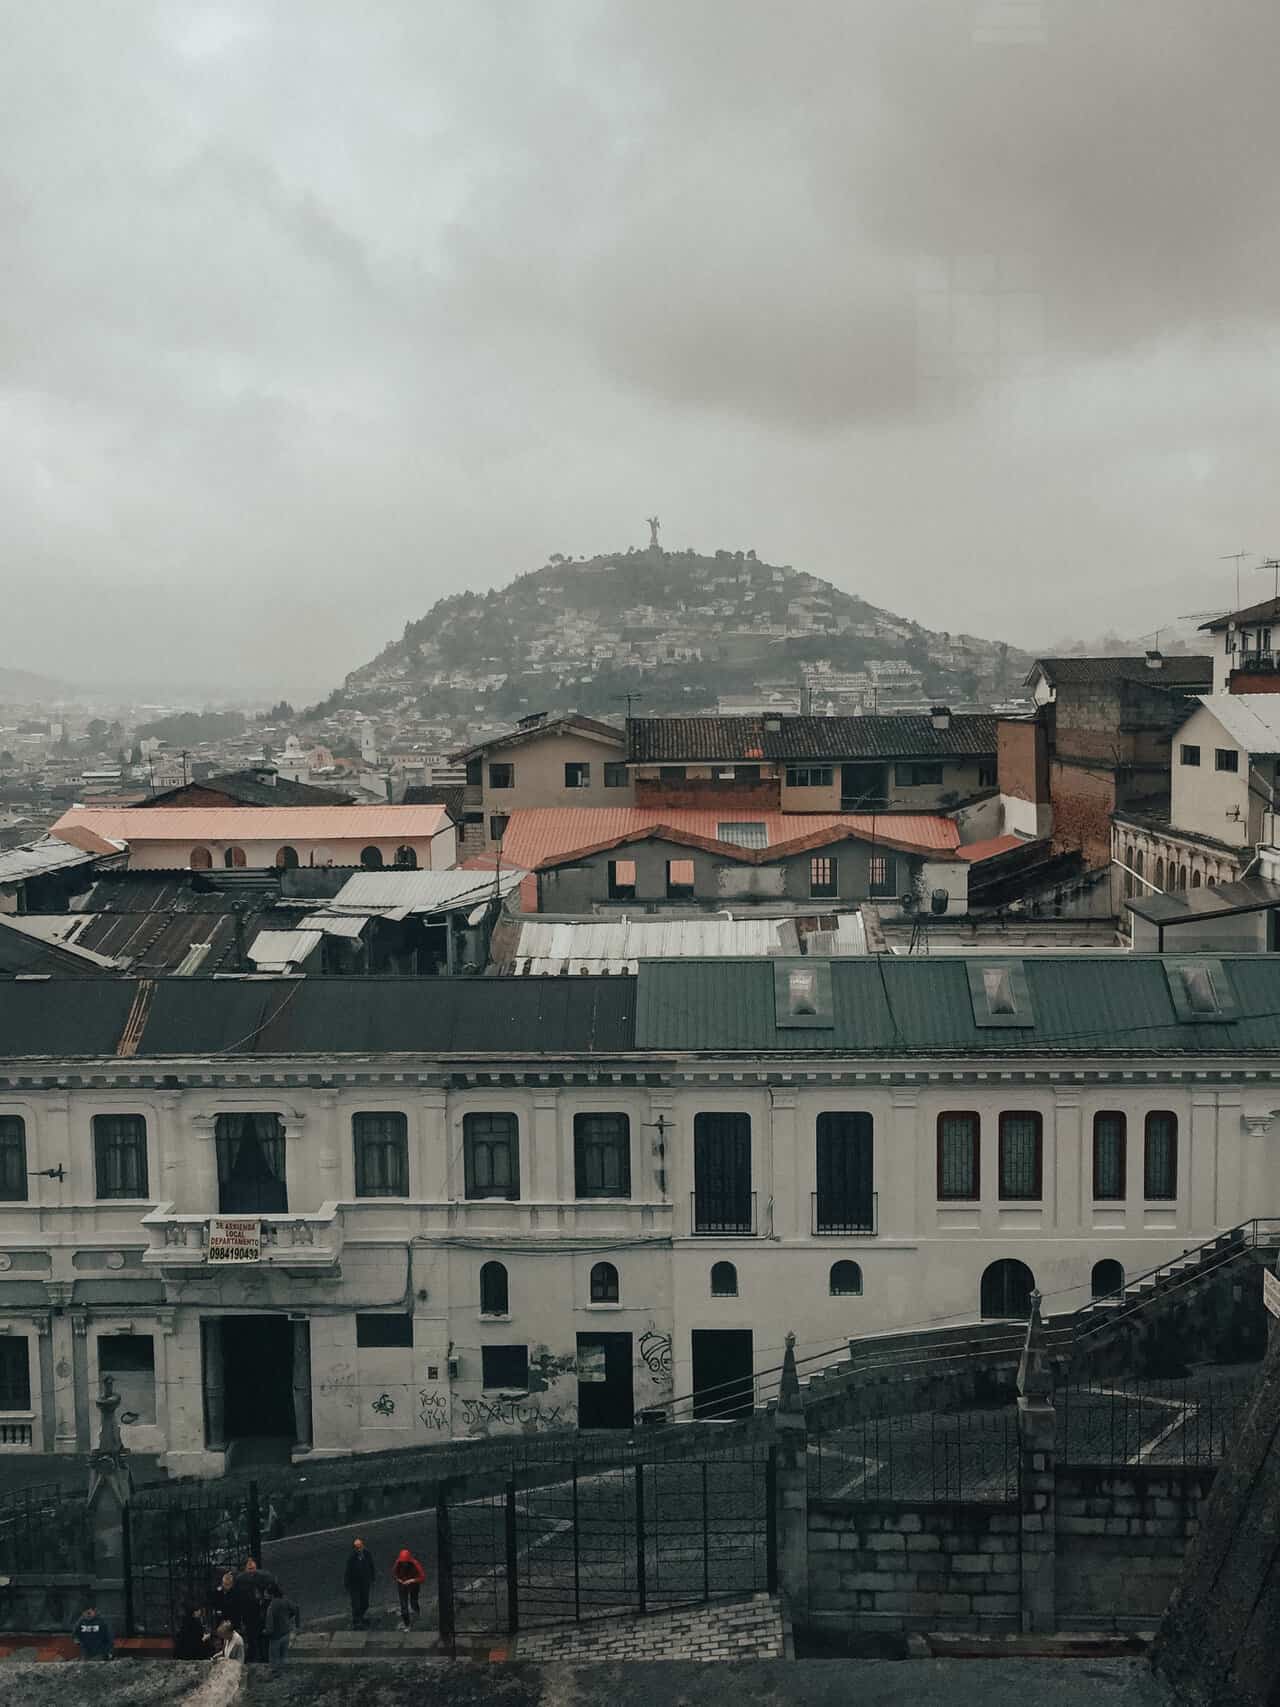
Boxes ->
[900,892,918,912]
[930,888,950,916]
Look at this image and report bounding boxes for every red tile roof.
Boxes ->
[470,808,960,870]
[956,834,1026,863]
[51,805,451,844]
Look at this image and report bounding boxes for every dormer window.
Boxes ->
[967,960,1034,1028]
[1163,958,1236,1023]
[774,960,833,1027]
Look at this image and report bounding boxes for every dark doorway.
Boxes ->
[1091,1258,1124,1299]
[576,1332,634,1429]
[841,762,888,810]
[204,1317,297,1446]
[980,1259,1035,1319]
[691,1328,753,1419]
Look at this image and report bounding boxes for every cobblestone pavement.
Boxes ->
[510,1592,786,1662]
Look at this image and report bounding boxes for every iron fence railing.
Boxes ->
[812,1191,878,1236]
[691,1191,757,1236]
[1054,1371,1258,1468]
[808,1406,1019,1504]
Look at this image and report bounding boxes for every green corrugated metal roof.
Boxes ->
[634,956,1280,1055]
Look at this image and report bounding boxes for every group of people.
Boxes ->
[345,1536,428,1631]
[172,1557,300,1668]
[72,1537,428,1664]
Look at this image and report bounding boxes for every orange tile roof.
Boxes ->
[472,808,960,871]
[50,805,451,844]
[956,834,1027,863]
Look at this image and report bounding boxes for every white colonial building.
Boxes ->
[0,955,1276,1474]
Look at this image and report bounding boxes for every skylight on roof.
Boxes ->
[967,960,1034,1028]
[1163,958,1237,1023]
[718,822,767,848]
[774,960,833,1027]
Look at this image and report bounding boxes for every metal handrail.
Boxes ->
[812,1191,878,1237]
[690,1190,757,1236]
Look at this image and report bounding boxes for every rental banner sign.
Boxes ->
[207,1217,262,1264]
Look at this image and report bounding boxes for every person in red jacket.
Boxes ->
[392,1547,426,1629]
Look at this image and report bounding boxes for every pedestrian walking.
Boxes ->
[262,1582,300,1670]
[343,1536,376,1628]
[215,1621,245,1663]
[392,1547,426,1629]
[71,1603,113,1661]
[234,1557,279,1661]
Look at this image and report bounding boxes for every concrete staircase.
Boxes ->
[790,1218,1280,1424]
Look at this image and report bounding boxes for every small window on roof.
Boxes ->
[1163,958,1237,1023]
[774,960,833,1027]
[967,960,1034,1028]
[717,822,767,848]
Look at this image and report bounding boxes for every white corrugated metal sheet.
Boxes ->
[329,868,526,914]
[297,912,370,939]
[247,929,323,969]
[0,836,106,887]
[508,914,867,974]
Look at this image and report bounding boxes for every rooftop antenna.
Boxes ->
[616,693,643,718]
[1265,558,1280,604]
[1221,551,1250,608]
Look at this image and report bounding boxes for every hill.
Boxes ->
[311,546,1034,726]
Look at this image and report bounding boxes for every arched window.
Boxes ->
[1191,868,1202,887]
[224,846,246,869]
[589,1261,619,1303]
[1154,858,1165,891]
[1134,850,1144,885]
[710,1260,738,1297]
[360,846,384,870]
[275,845,299,870]
[480,1260,508,1316]
[189,846,212,870]
[1178,865,1189,891]
[1091,1258,1124,1300]
[394,844,417,869]
[829,1260,863,1296]
[980,1258,1035,1319]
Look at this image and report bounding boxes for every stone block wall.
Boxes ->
[1055,1465,1215,1629]
[807,1500,1023,1634]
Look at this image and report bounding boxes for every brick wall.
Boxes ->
[802,1464,1212,1636]
[997,717,1048,805]
[1055,1465,1214,1629]
[1048,758,1117,867]
[807,1500,1022,1634]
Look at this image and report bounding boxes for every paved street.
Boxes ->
[265,1505,439,1630]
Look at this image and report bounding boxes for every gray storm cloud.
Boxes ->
[2,0,1278,698]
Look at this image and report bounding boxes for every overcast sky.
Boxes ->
[5,1,1280,702]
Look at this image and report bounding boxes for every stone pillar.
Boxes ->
[774,1332,810,1625]
[1016,1291,1056,1633]
[1053,1094,1081,1234]
[531,1093,561,1204]
[768,1090,798,1240]
[86,1379,133,1632]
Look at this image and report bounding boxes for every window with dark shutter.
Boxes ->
[937,1113,979,1200]
[1144,1112,1177,1200]
[998,1112,1042,1200]
[214,1114,286,1213]
[353,1112,409,1197]
[93,1114,149,1200]
[0,1118,27,1202]
[464,1113,519,1200]
[574,1114,631,1198]
[1092,1112,1126,1201]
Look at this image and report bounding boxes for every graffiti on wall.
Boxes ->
[418,1387,449,1432]
[457,1395,578,1433]
[371,1391,396,1417]
[639,1328,673,1388]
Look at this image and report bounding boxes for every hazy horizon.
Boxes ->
[5,2,1279,702]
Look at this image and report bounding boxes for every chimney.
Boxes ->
[929,705,952,731]
[1145,650,1164,670]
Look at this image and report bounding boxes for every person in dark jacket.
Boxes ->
[173,1603,212,1661]
[392,1547,426,1629]
[72,1604,113,1661]
[343,1536,376,1628]
[234,1558,279,1661]
[262,1582,300,1669]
